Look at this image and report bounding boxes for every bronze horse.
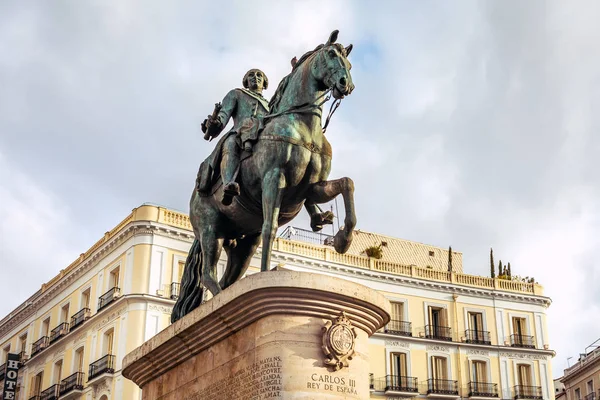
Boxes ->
[172,30,356,322]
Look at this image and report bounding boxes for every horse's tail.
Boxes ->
[171,239,204,323]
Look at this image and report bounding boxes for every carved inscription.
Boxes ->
[306,373,358,396]
[467,349,489,356]
[384,340,410,348]
[426,345,450,352]
[500,352,548,360]
[184,356,282,400]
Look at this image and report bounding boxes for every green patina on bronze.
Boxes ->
[172,30,356,322]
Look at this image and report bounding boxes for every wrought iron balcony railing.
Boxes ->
[514,385,543,399]
[383,375,419,393]
[468,381,499,398]
[384,320,412,336]
[425,325,452,341]
[465,329,492,345]
[280,226,334,246]
[97,287,120,311]
[88,354,115,381]
[510,334,535,349]
[70,308,91,330]
[49,322,70,344]
[427,378,459,395]
[60,371,85,395]
[0,363,5,380]
[28,396,41,400]
[584,393,596,400]
[40,384,60,400]
[31,336,50,357]
[170,282,180,300]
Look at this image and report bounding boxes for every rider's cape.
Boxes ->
[196,88,269,194]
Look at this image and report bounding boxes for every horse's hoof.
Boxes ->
[310,211,335,232]
[334,229,353,254]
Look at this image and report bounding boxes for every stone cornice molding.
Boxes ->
[122,270,391,388]
[269,251,552,307]
[0,222,191,338]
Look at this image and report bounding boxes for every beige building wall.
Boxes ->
[0,205,554,400]
[561,346,600,400]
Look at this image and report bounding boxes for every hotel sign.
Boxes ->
[2,353,20,399]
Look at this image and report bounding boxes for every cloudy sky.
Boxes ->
[1,0,599,377]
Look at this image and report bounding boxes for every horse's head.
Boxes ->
[313,30,355,99]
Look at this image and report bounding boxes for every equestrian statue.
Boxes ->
[172,30,356,322]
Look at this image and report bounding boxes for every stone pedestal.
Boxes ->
[123,270,390,400]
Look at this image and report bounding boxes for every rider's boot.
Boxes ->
[221,148,240,206]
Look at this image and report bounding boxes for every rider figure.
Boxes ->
[202,69,270,206]
[198,69,334,232]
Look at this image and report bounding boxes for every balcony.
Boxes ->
[584,393,596,400]
[88,354,115,382]
[40,384,60,400]
[60,372,85,398]
[49,322,70,344]
[465,329,492,345]
[510,334,535,349]
[0,363,5,380]
[425,325,452,341]
[18,350,29,365]
[384,320,412,336]
[383,375,419,397]
[427,379,459,397]
[468,382,499,398]
[513,385,542,399]
[70,308,91,331]
[31,336,50,357]
[97,287,120,311]
[170,282,180,300]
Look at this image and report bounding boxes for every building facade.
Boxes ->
[559,340,600,400]
[0,204,554,399]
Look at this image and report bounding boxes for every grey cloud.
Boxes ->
[1,0,599,377]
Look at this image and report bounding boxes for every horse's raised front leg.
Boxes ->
[261,168,286,271]
[200,228,224,296]
[306,177,356,253]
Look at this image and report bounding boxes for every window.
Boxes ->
[103,329,114,355]
[60,303,70,323]
[53,360,63,384]
[2,345,10,363]
[41,317,51,337]
[31,371,43,396]
[587,380,594,395]
[517,364,532,387]
[75,347,85,373]
[390,352,407,377]
[391,302,404,322]
[178,261,185,283]
[81,288,91,309]
[575,388,581,400]
[512,317,527,336]
[429,307,448,328]
[471,360,487,383]
[19,334,27,353]
[469,312,484,332]
[110,267,120,288]
[431,356,448,380]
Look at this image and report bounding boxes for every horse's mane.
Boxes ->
[268,44,324,113]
